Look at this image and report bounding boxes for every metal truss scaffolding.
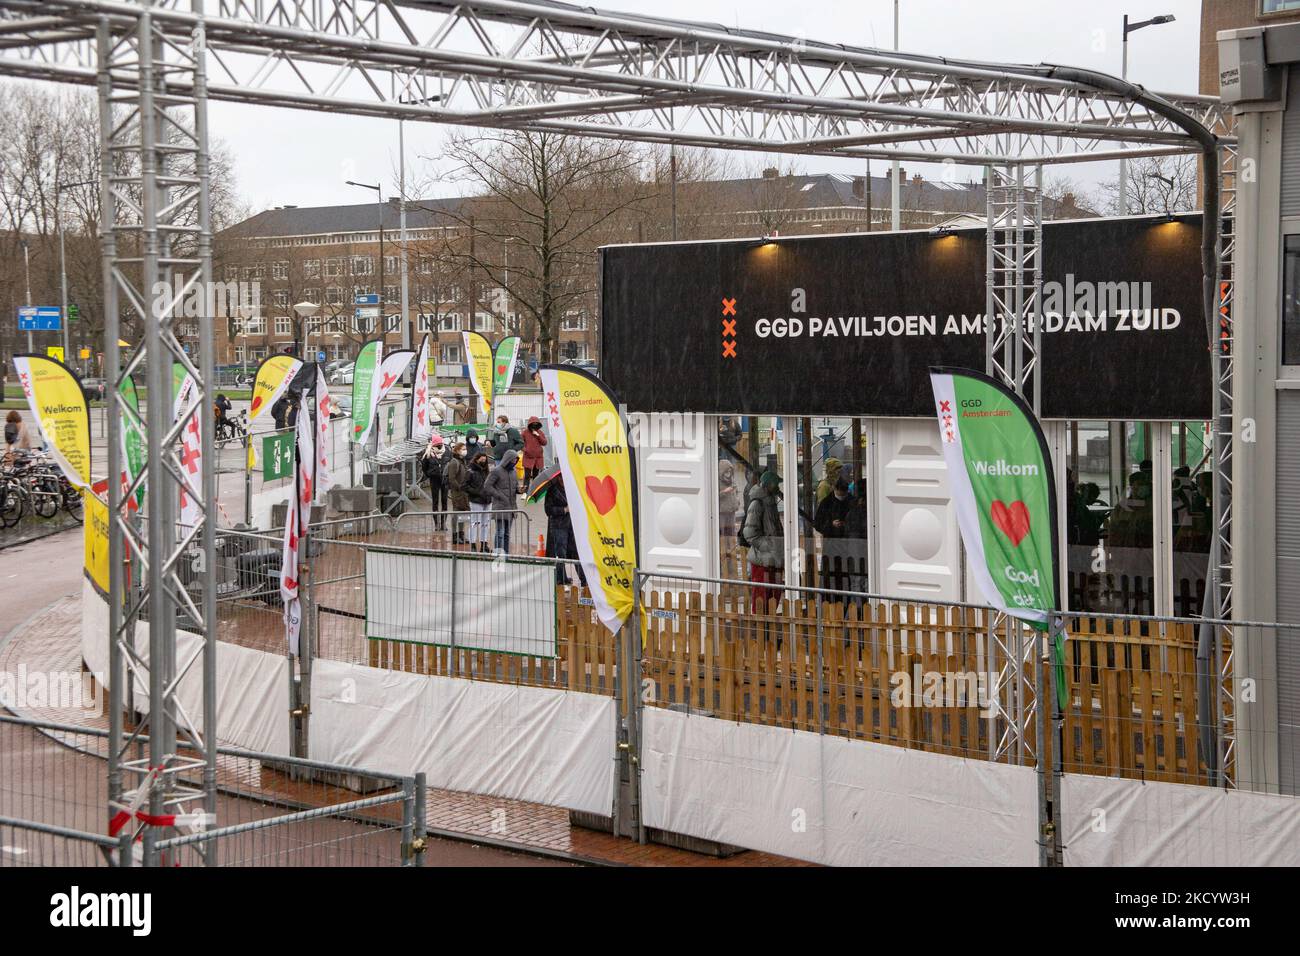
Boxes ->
[1212,141,1237,787]
[984,163,1045,767]
[0,0,1240,849]
[98,4,218,864]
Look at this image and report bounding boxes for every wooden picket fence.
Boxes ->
[368,585,621,697]
[365,583,1219,785]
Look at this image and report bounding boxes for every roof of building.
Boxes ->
[682,170,1086,217]
[221,172,1088,240]
[220,196,466,239]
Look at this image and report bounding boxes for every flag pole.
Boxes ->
[300,364,318,761]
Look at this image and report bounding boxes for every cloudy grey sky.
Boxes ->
[198,0,1205,212]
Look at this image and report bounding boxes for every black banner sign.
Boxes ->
[600,213,1209,420]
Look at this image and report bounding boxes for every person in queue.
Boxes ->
[483,448,519,553]
[465,450,493,553]
[742,469,784,612]
[545,477,587,588]
[521,416,547,489]
[445,441,471,545]
[421,434,450,530]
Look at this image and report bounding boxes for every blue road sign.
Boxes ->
[317,351,326,362]
[17,305,61,331]
[353,293,380,306]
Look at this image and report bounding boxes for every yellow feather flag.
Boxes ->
[537,365,638,634]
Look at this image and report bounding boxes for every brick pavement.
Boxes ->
[1,592,811,867]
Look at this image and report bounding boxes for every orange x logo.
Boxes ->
[722,318,736,337]
[722,297,736,316]
[722,341,737,358]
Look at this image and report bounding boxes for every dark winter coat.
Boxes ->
[466,457,492,506]
[545,479,580,561]
[483,450,519,511]
[491,424,524,461]
[445,455,470,511]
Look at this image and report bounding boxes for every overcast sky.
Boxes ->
[194,0,1203,212]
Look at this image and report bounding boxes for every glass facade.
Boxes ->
[718,416,784,594]
[794,417,868,594]
[1066,421,1155,614]
[1287,235,1300,365]
[1171,420,1212,617]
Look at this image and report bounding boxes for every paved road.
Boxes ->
[0,529,574,868]
[0,529,83,654]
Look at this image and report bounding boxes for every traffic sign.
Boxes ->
[317,351,326,362]
[67,304,79,323]
[79,348,91,359]
[17,305,61,331]
[353,293,380,306]
[46,346,64,362]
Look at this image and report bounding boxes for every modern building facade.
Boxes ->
[1198,14,1300,794]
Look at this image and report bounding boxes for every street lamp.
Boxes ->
[237,302,257,379]
[19,238,32,353]
[57,179,95,370]
[396,92,441,358]
[345,179,385,343]
[294,300,321,362]
[1119,13,1176,215]
[1145,171,1177,214]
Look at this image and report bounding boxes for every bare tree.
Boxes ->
[636,146,738,243]
[429,129,649,363]
[1097,155,1198,216]
[736,158,805,236]
[0,83,242,369]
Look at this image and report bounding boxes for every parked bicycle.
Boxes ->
[0,451,84,527]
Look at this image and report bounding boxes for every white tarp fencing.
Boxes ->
[641,707,1039,866]
[310,658,615,815]
[1062,772,1300,866]
[81,578,290,756]
[364,549,558,657]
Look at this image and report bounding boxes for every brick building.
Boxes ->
[213,197,598,372]
[1200,0,1300,94]
[213,170,1087,370]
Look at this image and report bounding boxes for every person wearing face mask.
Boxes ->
[445,442,471,545]
[522,416,547,488]
[483,449,520,553]
[463,427,482,461]
[465,451,493,552]
[420,434,449,530]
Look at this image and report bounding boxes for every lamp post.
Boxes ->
[396,93,441,360]
[294,300,321,363]
[1119,13,1176,215]
[237,303,256,379]
[890,0,900,231]
[1146,171,1176,214]
[345,179,384,342]
[20,239,32,353]
[57,179,95,368]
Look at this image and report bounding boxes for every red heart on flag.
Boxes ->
[584,475,618,515]
[990,500,1031,546]
[250,395,263,413]
[497,364,507,375]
